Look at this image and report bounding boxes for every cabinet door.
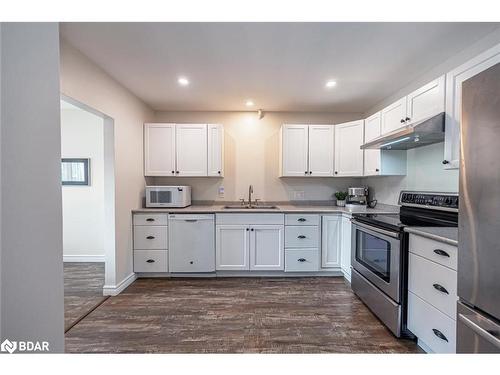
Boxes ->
[445,45,500,169]
[216,225,249,270]
[321,215,342,268]
[340,216,352,280]
[281,124,309,176]
[363,112,382,176]
[250,225,284,270]
[381,97,407,135]
[175,123,208,176]
[406,75,445,124]
[207,124,224,177]
[308,125,334,176]
[144,123,176,176]
[334,120,364,177]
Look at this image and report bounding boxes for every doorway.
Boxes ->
[60,96,116,332]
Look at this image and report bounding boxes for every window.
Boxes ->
[61,158,90,186]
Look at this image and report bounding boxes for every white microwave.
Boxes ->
[145,186,192,208]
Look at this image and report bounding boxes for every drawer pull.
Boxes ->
[297,258,307,262]
[185,219,198,223]
[190,261,194,264]
[433,283,449,295]
[433,249,450,257]
[146,218,155,222]
[297,235,306,239]
[432,328,448,342]
[146,259,155,263]
[297,218,306,222]
[146,236,155,239]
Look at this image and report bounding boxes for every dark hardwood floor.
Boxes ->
[65,277,420,353]
[64,262,107,332]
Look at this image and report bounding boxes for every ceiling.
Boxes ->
[60,23,499,112]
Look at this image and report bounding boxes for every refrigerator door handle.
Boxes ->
[458,313,500,350]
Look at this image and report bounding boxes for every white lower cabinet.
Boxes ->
[321,215,342,268]
[340,216,352,280]
[408,292,456,353]
[285,249,319,272]
[216,225,250,270]
[133,250,168,273]
[215,214,285,271]
[407,233,458,353]
[250,225,284,271]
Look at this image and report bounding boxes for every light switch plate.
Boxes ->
[218,186,225,198]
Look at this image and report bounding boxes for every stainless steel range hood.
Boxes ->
[361,112,445,150]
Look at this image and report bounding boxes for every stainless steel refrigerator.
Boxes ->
[457,61,500,353]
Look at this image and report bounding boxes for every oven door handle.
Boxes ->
[352,220,400,239]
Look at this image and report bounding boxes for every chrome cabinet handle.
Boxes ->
[146,236,155,239]
[434,249,450,257]
[432,328,448,342]
[433,283,449,295]
[146,218,155,222]
[297,218,306,222]
[297,235,306,239]
[146,259,155,263]
[298,258,306,262]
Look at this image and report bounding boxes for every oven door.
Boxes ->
[351,221,401,302]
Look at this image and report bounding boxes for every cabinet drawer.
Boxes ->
[133,226,168,249]
[285,249,319,272]
[134,250,168,273]
[285,214,320,226]
[133,213,168,226]
[409,253,457,319]
[408,292,456,353]
[285,226,319,248]
[409,234,457,270]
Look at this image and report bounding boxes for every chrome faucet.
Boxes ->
[248,185,254,207]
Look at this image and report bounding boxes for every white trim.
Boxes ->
[135,270,343,278]
[63,255,105,262]
[103,273,137,296]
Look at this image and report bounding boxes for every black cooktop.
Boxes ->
[353,195,459,233]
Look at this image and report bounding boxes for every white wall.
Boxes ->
[152,111,363,202]
[1,23,64,351]
[363,142,459,205]
[59,39,155,290]
[61,104,105,261]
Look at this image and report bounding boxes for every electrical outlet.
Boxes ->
[293,191,305,200]
[218,186,225,198]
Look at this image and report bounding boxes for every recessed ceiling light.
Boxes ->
[246,100,254,107]
[178,77,189,86]
[325,80,337,88]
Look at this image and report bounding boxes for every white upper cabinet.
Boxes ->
[175,124,208,176]
[381,97,407,135]
[363,112,407,177]
[444,45,500,169]
[144,123,176,176]
[363,112,382,176]
[281,124,310,176]
[308,125,334,176]
[334,120,364,177]
[144,123,224,177]
[406,75,445,124]
[208,124,224,177]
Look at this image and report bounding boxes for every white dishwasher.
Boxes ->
[168,214,215,273]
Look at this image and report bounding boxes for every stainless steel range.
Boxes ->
[351,191,459,337]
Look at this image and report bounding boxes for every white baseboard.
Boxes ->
[63,255,105,262]
[103,273,137,296]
